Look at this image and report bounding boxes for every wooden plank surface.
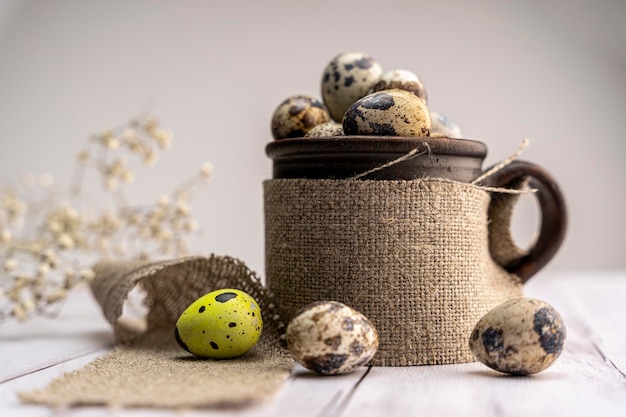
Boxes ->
[1,272,624,417]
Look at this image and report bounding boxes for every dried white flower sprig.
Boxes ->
[0,116,212,321]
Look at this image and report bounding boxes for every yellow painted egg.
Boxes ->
[175,288,263,359]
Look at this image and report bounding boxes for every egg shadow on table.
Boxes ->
[171,349,267,363]
[467,368,568,381]
[291,366,368,380]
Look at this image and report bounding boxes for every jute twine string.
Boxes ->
[350,138,534,194]
[471,138,530,185]
[349,148,427,180]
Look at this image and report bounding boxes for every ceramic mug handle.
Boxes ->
[483,160,567,283]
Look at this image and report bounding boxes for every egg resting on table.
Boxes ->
[469,297,566,375]
[369,69,428,104]
[286,301,379,375]
[271,94,330,139]
[343,89,431,137]
[175,288,263,359]
[321,52,383,122]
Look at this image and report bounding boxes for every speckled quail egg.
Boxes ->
[469,298,566,375]
[430,112,463,138]
[343,89,431,136]
[304,120,344,137]
[321,52,384,122]
[286,301,379,375]
[271,94,331,140]
[369,69,428,103]
[175,288,263,359]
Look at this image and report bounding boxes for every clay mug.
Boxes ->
[266,136,567,282]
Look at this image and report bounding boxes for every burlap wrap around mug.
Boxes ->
[265,136,567,366]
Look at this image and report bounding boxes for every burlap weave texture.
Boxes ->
[264,178,524,366]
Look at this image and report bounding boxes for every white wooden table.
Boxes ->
[1,271,625,417]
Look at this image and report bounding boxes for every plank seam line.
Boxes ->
[572,315,626,381]
[0,346,106,385]
[331,364,373,417]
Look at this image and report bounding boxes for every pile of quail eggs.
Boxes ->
[270,51,462,140]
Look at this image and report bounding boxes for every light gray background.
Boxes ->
[0,0,624,276]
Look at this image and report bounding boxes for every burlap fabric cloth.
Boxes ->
[20,256,292,409]
[264,178,525,366]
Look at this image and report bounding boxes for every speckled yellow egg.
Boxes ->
[175,288,263,359]
[469,298,566,375]
[321,52,383,122]
[271,94,330,140]
[343,89,431,136]
[369,69,428,104]
[430,111,463,138]
[286,301,379,375]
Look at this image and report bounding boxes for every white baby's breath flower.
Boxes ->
[3,258,18,272]
[152,129,172,149]
[122,128,136,141]
[13,304,27,321]
[104,177,118,191]
[78,268,95,281]
[184,219,198,232]
[43,250,58,267]
[1,229,12,243]
[37,263,51,276]
[121,170,135,184]
[100,131,120,149]
[22,299,35,313]
[143,149,157,166]
[57,233,75,249]
[200,162,214,179]
[47,289,67,304]
[158,195,170,207]
[175,201,191,216]
[76,150,90,162]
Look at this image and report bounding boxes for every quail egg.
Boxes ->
[369,69,428,103]
[304,120,344,137]
[430,112,463,138]
[286,301,379,375]
[321,52,383,122]
[343,89,431,136]
[469,298,566,375]
[271,94,330,140]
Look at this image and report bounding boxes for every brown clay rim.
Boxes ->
[266,136,488,159]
